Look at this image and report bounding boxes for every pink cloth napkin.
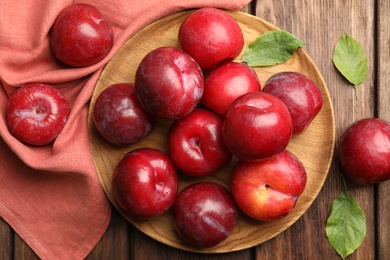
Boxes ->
[0,0,251,259]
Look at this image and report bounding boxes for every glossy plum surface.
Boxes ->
[6,83,70,146]
[167,108,232,177]
[201,62,261,117]
[222,91,293,161]
[231,150,307,221]
[173,182,238,248]
[92,83,154,145]
[112,148,178,219]
[135,46,204,120]
[178,7,244,70]
[263,71,323,134]
[339,118,390,185]
[50,3,114,67]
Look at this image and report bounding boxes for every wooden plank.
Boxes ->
[0,217,12,260]
[131,226,254,260]
[376,0,390,259]
[13,233,39,260]
[254,0,376,259]
[86,206,132,259]
[240,1,256,14]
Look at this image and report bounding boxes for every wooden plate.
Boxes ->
[88,10,335,253]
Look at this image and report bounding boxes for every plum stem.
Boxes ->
[354,86,360,100]
[340,173,348,191]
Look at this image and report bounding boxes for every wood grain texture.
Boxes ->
[131,225,254,260]
[0,217,12,260]
[87,10,334,254]
[255,0,376,259]
[376,0,390,259]
[13,233,39,260]
[85,206,132,259]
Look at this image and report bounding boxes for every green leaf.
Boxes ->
[242,30,306,67]
[333,33,368,98]
[326,190,366,259]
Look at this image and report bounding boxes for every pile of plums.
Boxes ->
[92,7,324,248]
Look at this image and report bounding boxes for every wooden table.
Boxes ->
[1,0,389,259]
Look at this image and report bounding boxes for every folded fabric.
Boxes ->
[0,0,251,259]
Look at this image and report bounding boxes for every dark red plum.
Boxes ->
[92,83,154,145]
[173,182,238,248]
[178,8,244,71]
[263,71,323,134]
[135,46,204,121]
[50,3,114,67]
[339,118,390,185]
[167,108,232,177]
